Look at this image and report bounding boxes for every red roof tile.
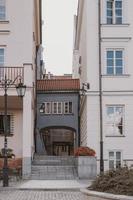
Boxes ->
[37,79,80,91]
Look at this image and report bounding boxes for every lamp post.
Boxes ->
[0,75,26,187]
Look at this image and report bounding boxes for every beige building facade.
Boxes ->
[73,0,133,172]
[0,0,42,178]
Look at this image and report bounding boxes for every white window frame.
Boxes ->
[64,102,73,114]
[106,49,124,75]
[108,150,122,170]
[106,105,124,136]
[52,102,62,114]
[44,102,51,114]
[0,0,6,20]
[39,102,51,114]
[106,0,123,24]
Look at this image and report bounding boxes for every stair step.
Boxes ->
[31,155,78,180]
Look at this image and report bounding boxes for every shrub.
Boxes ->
[90,167,133,196]
[74,146,96,156]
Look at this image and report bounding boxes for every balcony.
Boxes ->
[0,67,24,84]
[0,67,24,110]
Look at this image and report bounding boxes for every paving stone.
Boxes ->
[0,190,89,200]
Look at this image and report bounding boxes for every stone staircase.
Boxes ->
[31,155,78,180]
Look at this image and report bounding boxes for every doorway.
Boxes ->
[53,142,72,156]
[41,128,75,155]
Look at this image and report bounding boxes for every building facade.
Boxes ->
[0,0,42,178]
[36,78,80,156]
[73,0,133,172]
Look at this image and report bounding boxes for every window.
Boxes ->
[106,0,122,24]
[0,115,11,134]
[0,0,6,20]
[64,102,73,114]
[106,50,123,75]
[109,151,122,170]
[52,102,62,114]
[0,48,4,66]
[39,102,51,114]
[106,105,124,135]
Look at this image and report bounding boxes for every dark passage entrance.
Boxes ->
[41,127,75,156]
[53,142,72,156]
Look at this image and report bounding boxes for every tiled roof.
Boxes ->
[37,79,80,91]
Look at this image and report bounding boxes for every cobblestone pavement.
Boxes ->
[0,190,89,200]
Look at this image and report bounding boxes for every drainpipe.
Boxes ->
[98,0,104,173]
[78,92,80,147]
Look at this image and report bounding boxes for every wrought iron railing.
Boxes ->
[0,67,24,84]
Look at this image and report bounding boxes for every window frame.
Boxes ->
[106,105,124,136]
[0,0,6,21]
[106,49,124,75]
[64,102,73,114]
[39,102,51,114]
[106,0,123,25]
[108,150,122,170]
[0,114,12,135]
[0,48,4,66]
[52,102,62,115]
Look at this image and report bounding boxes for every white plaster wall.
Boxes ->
[78,0,87,84]
[80,98,88,146]
[75,0,133,172]
[0,0,37,165]
[0,0,34,66]
[103,95,133,171]
[86,0,99,91]
[86,95,100,158]
[0,110,23,158]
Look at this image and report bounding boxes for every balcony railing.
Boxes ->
[0,67,24,84]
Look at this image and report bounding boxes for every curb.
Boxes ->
[80,189,133,200]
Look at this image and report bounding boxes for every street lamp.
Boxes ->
[80,82,90,96]
[0,75,26,187]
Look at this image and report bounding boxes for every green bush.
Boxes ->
[90,167,133,196]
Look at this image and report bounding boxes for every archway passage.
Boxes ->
[40,127,75,156]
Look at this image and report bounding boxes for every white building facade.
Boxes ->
[73,0,133,172]
[0,0,42,178]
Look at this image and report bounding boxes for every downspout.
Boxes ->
[78,91,80,147]
[34,46,38,153]
[98,0,104,172]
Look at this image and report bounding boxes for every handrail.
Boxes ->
[0,67,24,84]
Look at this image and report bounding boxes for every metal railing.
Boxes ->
[0,67,24,85]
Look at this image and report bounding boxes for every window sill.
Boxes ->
[101,23,130,27]
[64,113,74,115]
[0,20,9,24]
[0,30,10,35]
[102,74,130,78]
[105,135,125,137]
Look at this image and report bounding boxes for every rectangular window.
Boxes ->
[39,102,51,114]
[106,50,123,75]
[0,115,11,134]
[52,102,62,114]
[0,0,6,20]
[0,48,4,66]
[106,0,122,24]
[64,102,73,114]
[109,151,122,170]
[106,105,124,135]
